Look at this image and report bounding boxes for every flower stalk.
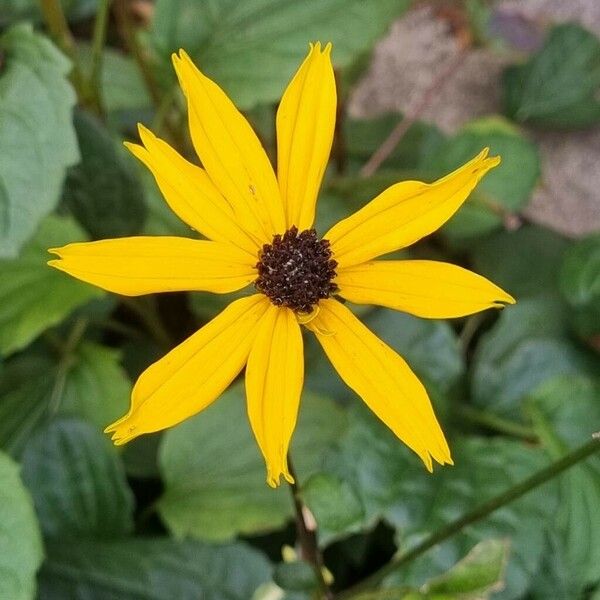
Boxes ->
[288,456,333,599]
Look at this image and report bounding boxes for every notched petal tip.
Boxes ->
[104,415,139,446]
[266,469,295,488]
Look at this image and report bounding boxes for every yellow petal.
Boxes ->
[245,306,304,487]
[326,149,500,268]
[336,260,515,318]
[105,294,269,444]
[125,124,257,254]
[276,42,336,229]
[48,237,257,296]
[309,299,452,470]
[172,50,285,243]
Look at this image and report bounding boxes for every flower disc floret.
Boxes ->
[255,226,338,313]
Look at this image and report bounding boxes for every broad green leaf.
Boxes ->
[38,538,271,600]
[273,561,317,592]
[472,226,570,298]
[0,343,130,456]
[425,117,540,241]
[560,233,600,339]
[378,539,510,600]
[423,539,510,599]
[21,418,134,538]
[158,385,346,541]
[151,0,410,109]
[383,438,554,600]
[0,24,79,257]
[528,531,582,600]
[471,296,597,418]
[78,45,152,113]
[60,342,131,428]
[318,402,555,599]
[503,24,600,128]
[63,110,147,239]
[0,215,103,357]
[0,451,43,600]
[0,0,97,24]
[527,376,600,586]
[0,355,56,456]
[302,473,365,542]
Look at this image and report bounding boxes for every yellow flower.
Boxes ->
[48,43,514,487]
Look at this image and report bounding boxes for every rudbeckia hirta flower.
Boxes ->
[49,43,514,487]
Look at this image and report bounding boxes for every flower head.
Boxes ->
[49,43,514,487]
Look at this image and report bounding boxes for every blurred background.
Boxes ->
[0,1,599,599]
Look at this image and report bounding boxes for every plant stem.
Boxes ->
[112,0,186,148]
[337,436,600,599]
[48,317,89,414]
[457,404,538,442]
[287,456,333,600]
[39,0,101,113]
[121,296,173,349]
[113,0,162,105]
[89,0,111,107]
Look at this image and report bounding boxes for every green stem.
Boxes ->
[112,0,186,148]
[39,0,101,113]
[287,456,333,600]
[337,437,600,599]
[89,0,111,108]
[457,404,538,442]
[48,317,89,415]
[121,296,173,349]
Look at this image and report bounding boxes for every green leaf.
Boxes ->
[63,110,147,239]
[302,473,365,541]
[273,561,317,592]
[423,539,510,599]
[472,226,570,298]
[377,540,510,600]
[314,402,556,599]
[0,355,54,456]
[527,376,600,586]
[0,24,79,257]
[528,531,582,600]
[425,117,540,242]
[0,343,130,456]
[38,538,272,599]
[151,0,410,109]
[158,385,346,541]
[384,439,555,600]
[0,215,103,357]
[0,451,43,600]
[559,233,600,339]
[60,341,131,429]
[471,296,597,418]
[78,45,152,113]
[503,24,600,128]
[21,418,134,538]
[0,0,98,25]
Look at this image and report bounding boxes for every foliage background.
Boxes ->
[0,0,599,598]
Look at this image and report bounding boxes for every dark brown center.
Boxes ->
[255,227,338,313]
